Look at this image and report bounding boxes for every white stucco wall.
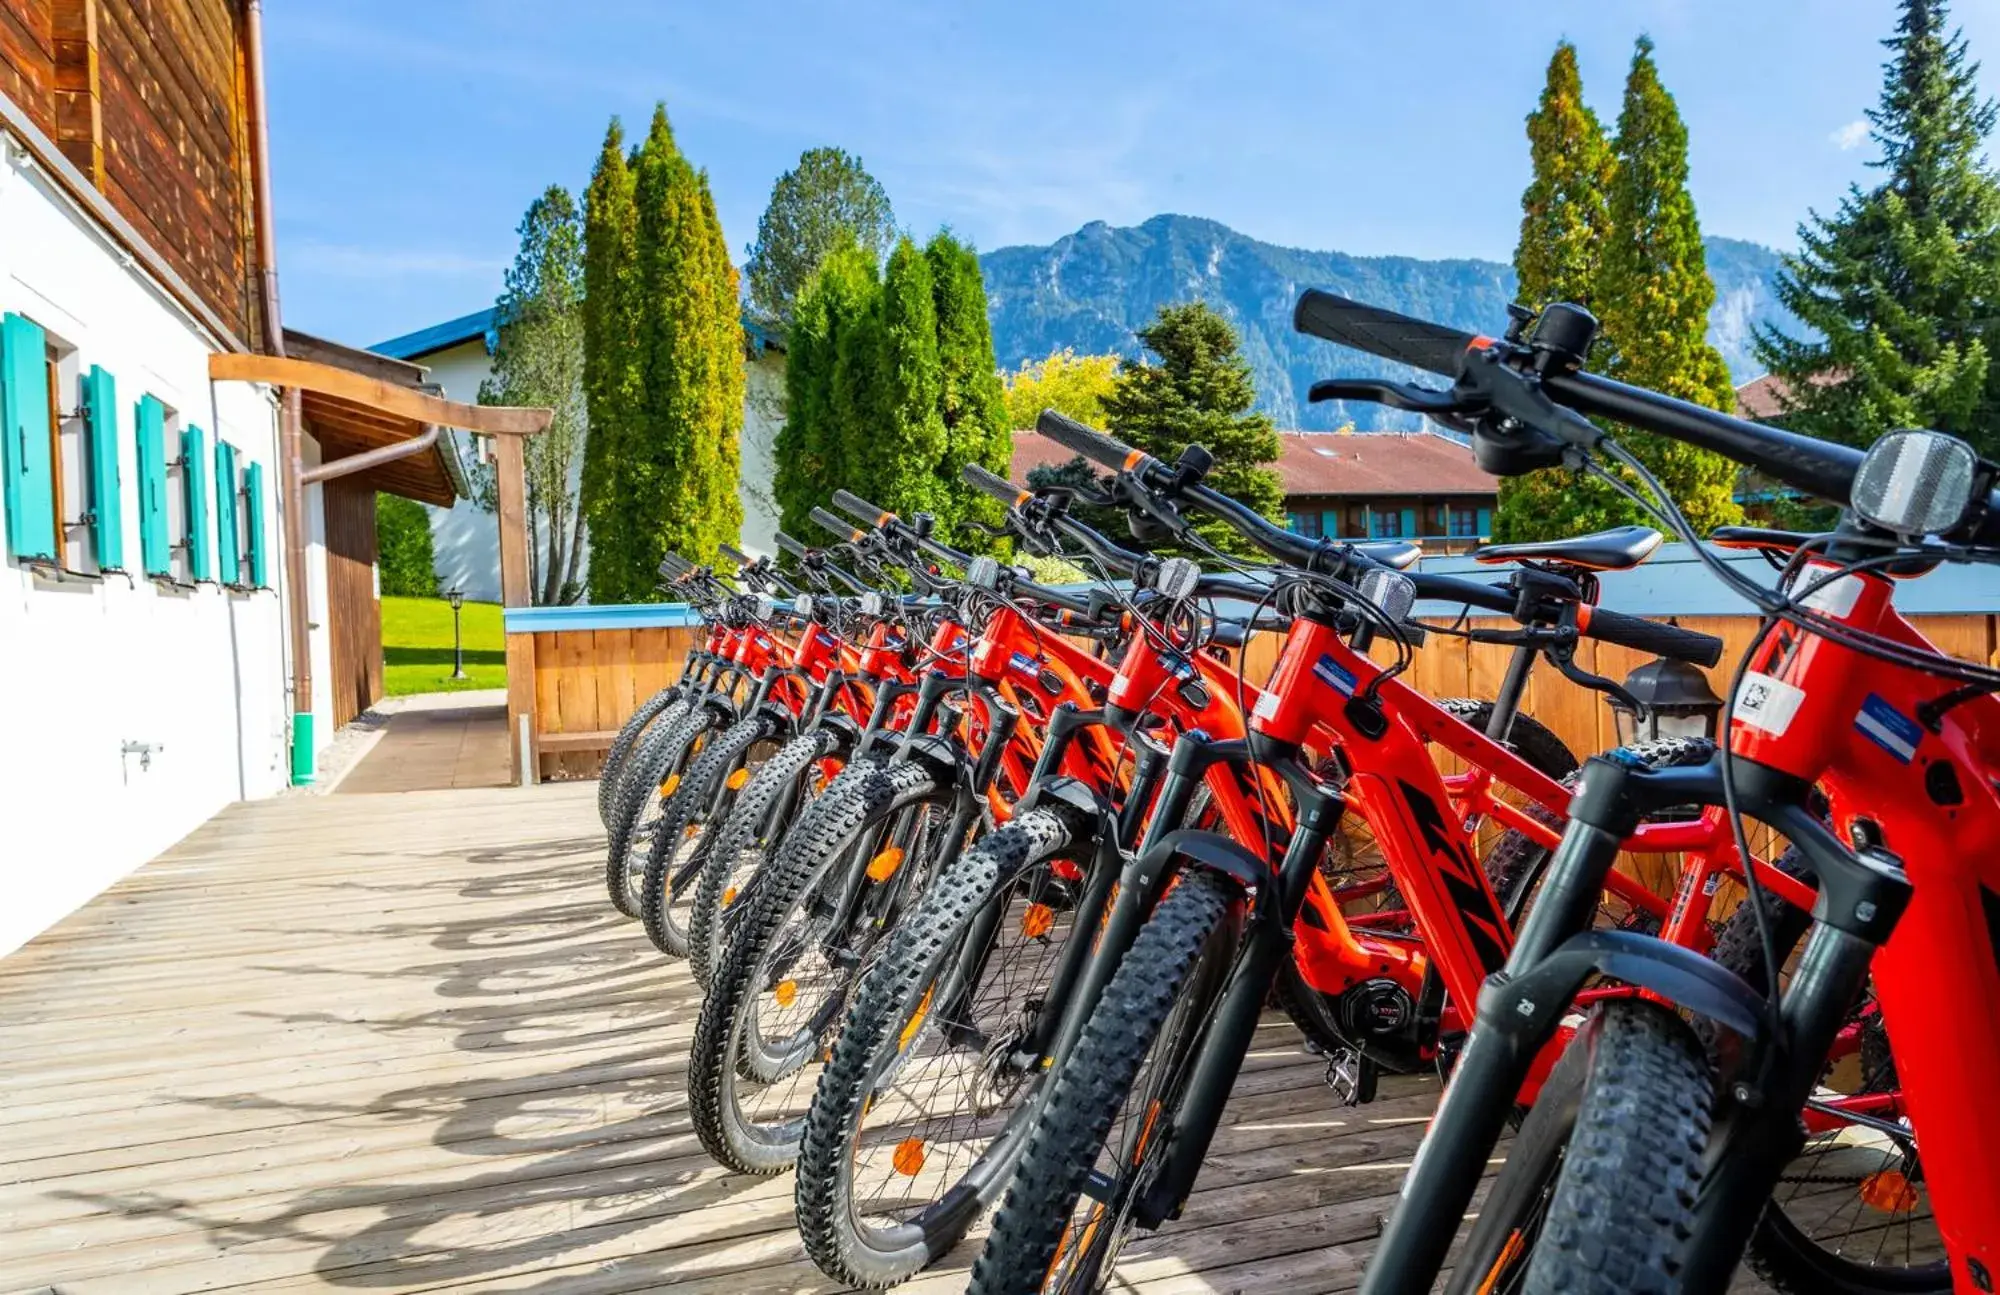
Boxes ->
[0,138,293,955]
[394,334,785,599]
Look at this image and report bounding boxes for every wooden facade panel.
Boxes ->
[0,0,253,340]
[323,483,382,729]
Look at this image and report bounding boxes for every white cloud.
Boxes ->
[1831,120,1870,151]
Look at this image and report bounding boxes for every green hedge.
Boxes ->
[376,494,438,598]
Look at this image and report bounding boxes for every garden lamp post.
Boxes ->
[1608,655,1724,745]
[447,587,467,680]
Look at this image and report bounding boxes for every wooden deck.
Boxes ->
[0,781,1452,1293]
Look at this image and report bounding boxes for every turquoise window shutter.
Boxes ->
[1400,507,1417,537]
[214,439,239,585]
[244,460,268,586]
[1476,507,1492,537]
[1321,509,1339,537]
[182,424,211,581]
[136,396,170,575]
[1,313,56,561]
[84,365,123,569]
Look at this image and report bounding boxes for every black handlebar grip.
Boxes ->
[1582,608,1725,669]
[718,542,751,566]
[659,552,693,577]
[1035,410,1145,473]
[1292,289,1480,379]
[962,462,1029,507]
[832,488,892,527]
[809,505,868,544]
[774,530,810,558]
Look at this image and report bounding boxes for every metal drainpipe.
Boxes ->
[243,0,316,784]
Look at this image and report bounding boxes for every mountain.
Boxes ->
[978,215,1802,431]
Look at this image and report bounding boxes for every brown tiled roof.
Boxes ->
[1011,428,1496,500]
[1736,373,1792,420]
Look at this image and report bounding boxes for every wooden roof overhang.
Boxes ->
[208,352,553,507]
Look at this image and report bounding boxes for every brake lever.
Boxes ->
[1308,378,1470,415]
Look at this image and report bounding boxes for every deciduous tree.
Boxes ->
[1002,348,1121,433]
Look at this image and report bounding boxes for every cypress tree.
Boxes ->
[581,119,641,602]
[1100,301,1281,555]
[1595,37,1743,537]
[774,239,877,538]
[857,236,947,520]
[1755,0,2000,458]
[925,230,1011,546]
[626,104,746,590]
[1495,42,1620,542]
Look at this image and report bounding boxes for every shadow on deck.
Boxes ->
[0,782,1432,1294]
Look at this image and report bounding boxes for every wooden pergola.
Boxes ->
[210,351,549,776]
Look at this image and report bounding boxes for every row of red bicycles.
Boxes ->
[591,287,1998,1293]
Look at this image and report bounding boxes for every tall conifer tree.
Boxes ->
[1756,0,2000,457]
[1496,43,1619,541]
[1595,37,1743,537]
[859,237,947,519]
[925,230,1011,545]
[774,240,877,539]
[581,120,641,601]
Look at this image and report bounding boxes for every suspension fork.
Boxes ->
[1137,760,1345,1228]
[856,678,918,761]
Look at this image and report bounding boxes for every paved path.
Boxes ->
[336,691,510,794]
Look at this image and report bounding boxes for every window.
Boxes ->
[1289,510,1322,538]
[43,334,111,575]
[1,313,56,562]
[1369,508,1408,539]
[1448,506,1480,538]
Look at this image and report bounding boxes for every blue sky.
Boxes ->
[263,1,2000,347]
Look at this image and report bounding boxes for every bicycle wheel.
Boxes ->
[640,711,782,958]
[687,760,952,1175]
[599,685,685,825]
[1451,1000,1711,1295]
[1707,872,1945,1293]
[602,703,712,917]
[969,869,1239,1295]
[687,728,844,989]
[797,808,1077,1287]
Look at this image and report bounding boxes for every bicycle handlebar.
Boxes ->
[809,506,870,546]
[832,488,894,528]
[774,531,810,559]
[962,462,1030,508]
[1292,289,1480,379]
[719,542,751,567]
[1582,606,1726,668]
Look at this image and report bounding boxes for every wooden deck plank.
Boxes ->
[0,777,1761,1294]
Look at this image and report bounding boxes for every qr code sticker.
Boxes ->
[1734,671,1806,736]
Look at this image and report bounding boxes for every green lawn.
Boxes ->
[382,595,507,695]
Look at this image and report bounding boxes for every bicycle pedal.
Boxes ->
[1323,1046,1379,1105]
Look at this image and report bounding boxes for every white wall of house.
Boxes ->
[0,138,294,955]
[391,331,784,600]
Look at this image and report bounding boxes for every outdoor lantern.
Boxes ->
[446,587,468,680]
[1609,655,1724,745]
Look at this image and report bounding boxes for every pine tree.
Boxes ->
[746,147,896,324]
[1495,42,1621,542]
[1755,0,2000,458]
[1594,36,1744,538]
[581,119,641,602]
[1100,301,1281,555]
[852,236,946,520]
[925,230,1011,547]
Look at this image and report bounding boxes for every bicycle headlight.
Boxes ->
[966,555,1000,589]
[793,593,814,617]
[1357,568,1416,624]
[1154,557,1200,601]
[860,591,886,616]
[1853,429,1978,538]
[753,594,777,622]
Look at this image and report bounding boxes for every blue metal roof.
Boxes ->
[373,307,783,362]
[372,308,499,360]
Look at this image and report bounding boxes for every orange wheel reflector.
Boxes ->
[722,886,738,907]
[899,986,935,1051]
[727,768,750,790]
[684,823,702,838]
[892,1137,927,1176]
[1021,902,1056,940]
[1860,1168,1920,1214]
[867,845,906,882]
[660,773,681,797]
[773,979,797,1008]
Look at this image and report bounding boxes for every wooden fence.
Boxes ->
[500,608,1996,786]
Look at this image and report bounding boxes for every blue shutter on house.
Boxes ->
[214,440,239,585]
[1476,507,1492,538]
[1,313,56,561]
[1321,509,1339,538]
[83,365,123,569]
[181,424,211,581]
[244,460,268,586]
[136,396,170,575]
[1400,508,1417,538]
